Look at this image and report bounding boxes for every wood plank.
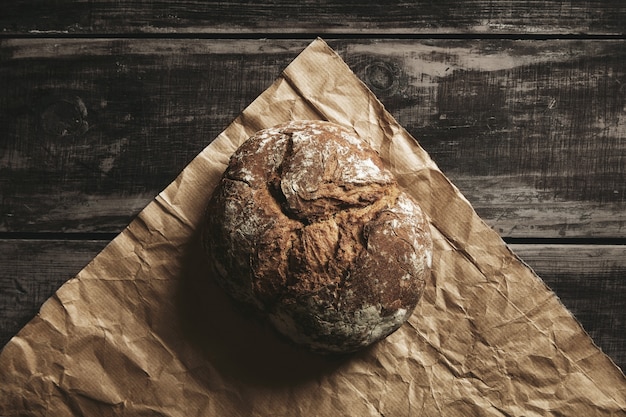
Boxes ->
[0,39,306,232]
[1,1,625,35]
[345,39,626,238]
[0,239,109,349]
[511,244,626,372]
[1,39,624,237]
[1,240,624,372]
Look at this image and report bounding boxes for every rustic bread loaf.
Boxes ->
[202,120,432,354]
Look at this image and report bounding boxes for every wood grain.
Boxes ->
[1,240,623,371]
[1,1,625,35]
[0,239,110,349]
[512,244,626,372]
[1,39,624,237]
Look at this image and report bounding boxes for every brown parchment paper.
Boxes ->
[1,38,624,416]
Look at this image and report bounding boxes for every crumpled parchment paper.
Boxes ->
[1,38,624,417]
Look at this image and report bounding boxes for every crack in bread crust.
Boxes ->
[202,120,432,353]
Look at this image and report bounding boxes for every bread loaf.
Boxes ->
[202,120,432,354]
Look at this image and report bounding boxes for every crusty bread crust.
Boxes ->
[202,120,432,353]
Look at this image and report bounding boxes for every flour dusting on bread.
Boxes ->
[202,120,432,354]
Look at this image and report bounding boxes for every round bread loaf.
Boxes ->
[202,120,432,354]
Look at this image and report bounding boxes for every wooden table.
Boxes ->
[1,1,625,374]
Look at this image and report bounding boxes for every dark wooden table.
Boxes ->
[1,1,625,374]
